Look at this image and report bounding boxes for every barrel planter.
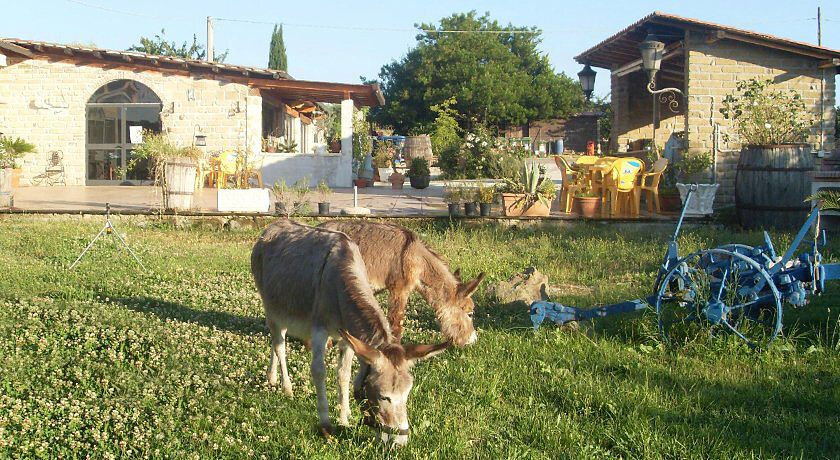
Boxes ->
[403,135,433,168]
[735,145,814,229]
[164,157,197,211]
[0,168,13,207]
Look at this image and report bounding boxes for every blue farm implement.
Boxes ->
[529,186,840,349]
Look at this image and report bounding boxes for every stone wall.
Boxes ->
[611,70,687,152]
[685,35,837,206]
[0,55,261,186]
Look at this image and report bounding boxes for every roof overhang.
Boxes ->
[575,12,840,71]
[0,38,384,107]
[251,80,384,107]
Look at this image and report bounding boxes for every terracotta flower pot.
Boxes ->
[501,193,550,217]
[389,173,405,189]
[573,196,601,218]
[353,178,369,188]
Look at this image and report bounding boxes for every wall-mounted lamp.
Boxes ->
[193,124,206,147]
[640,32,684,114]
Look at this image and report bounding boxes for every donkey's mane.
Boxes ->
[321,227,394,346]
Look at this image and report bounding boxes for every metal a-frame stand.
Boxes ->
[68,203,146,271]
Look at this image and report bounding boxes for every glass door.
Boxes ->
[86,103,161,184]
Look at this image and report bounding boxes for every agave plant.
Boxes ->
[806,190,840,211]
[499,162,556,210]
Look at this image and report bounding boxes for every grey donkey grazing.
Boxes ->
[251,219,449,445]
[319,220,485,346]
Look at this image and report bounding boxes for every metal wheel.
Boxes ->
[655,249,783,349]
[715,244,774,267]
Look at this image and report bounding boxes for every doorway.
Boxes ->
[86,80,162,184]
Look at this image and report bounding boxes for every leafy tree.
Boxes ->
[371,11,583,133]
[268,24,288,71]
[835,105,839,141]
[128,29,228,62]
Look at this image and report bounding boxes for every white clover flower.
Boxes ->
[764,123,771,129]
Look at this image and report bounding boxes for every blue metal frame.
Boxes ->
[529,185,840,347]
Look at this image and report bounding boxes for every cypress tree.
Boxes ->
[268,24,287,71]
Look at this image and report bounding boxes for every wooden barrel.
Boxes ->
[0,168,12,207]
[164,157,197,211]
[403,135,433,167]
[735,145,814,229]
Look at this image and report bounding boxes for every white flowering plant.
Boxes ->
[438,123,530,179]
[719,78,812,146]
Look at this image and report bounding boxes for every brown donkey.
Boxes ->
[251,219,449,445]
[319,220,485,346]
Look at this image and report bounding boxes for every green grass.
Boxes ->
[0,216,838,459]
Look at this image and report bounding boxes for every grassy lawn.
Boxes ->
[0,216,838,459]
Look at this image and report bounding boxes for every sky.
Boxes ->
[2,0,838,99]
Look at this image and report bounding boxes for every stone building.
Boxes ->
[0,38,382,188]
[575,12,839,205]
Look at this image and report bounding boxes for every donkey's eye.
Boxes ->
[379,396,392,403]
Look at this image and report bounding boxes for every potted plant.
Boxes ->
[262,138,277,153]
[407,157,431,189]
[373,140,395,183]
[316,179,332,215]
[443,185,462,216]
[674,150,718,216]
[272,178,311,217]
[497,162,555,217]
[720,78,814,228]
[462,186,478,216]
[476,181,496,217]
[573,187,602,218]
[388,170,405,189]
[278,139,298,153]
[129,132,202,211]
[0,136,36,203]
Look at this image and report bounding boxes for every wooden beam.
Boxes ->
[705,30,726,44]
[724,33,830,59]
[818,58,840,69]
[34,44,44,52]
[613,41,683,78]
[122,55,132,63]
[0,41,34,58]
[92,51,103,59]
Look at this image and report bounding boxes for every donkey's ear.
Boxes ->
[340,330,382,365]
[453,269,462,281]
[404,341,450,365]
[459,272,486,298]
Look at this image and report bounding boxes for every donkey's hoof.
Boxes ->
[282,384,294,397]
[319,423,336,439]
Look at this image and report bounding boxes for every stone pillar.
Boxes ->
[245,95,262,158]
[337,98,354,187]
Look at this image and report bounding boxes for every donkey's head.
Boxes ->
[342,331,449,446]
[439,270,486,347]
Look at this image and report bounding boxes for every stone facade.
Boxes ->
[0,55,331,187]
[609,37,836,207]
[0,56,261,186]
[684,35,836,205]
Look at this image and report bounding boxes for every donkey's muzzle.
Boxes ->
[378,426,410,446]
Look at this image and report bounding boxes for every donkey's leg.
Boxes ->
[266,319,293,395]
[387,288,410,341]
[310,327,333,436]
[337,340,355,426]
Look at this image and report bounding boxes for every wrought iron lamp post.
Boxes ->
[577,64,601,153]
[639,33,684,113]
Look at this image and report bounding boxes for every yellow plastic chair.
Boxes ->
[603,157,644,216]
[241,153,265,188]
[217,151,239,189]
[554,156,585,213]
[637,157,669,214]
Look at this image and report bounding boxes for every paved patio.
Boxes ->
[6,180,675,220]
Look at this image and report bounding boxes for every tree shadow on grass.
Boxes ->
[112,296,267,336]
